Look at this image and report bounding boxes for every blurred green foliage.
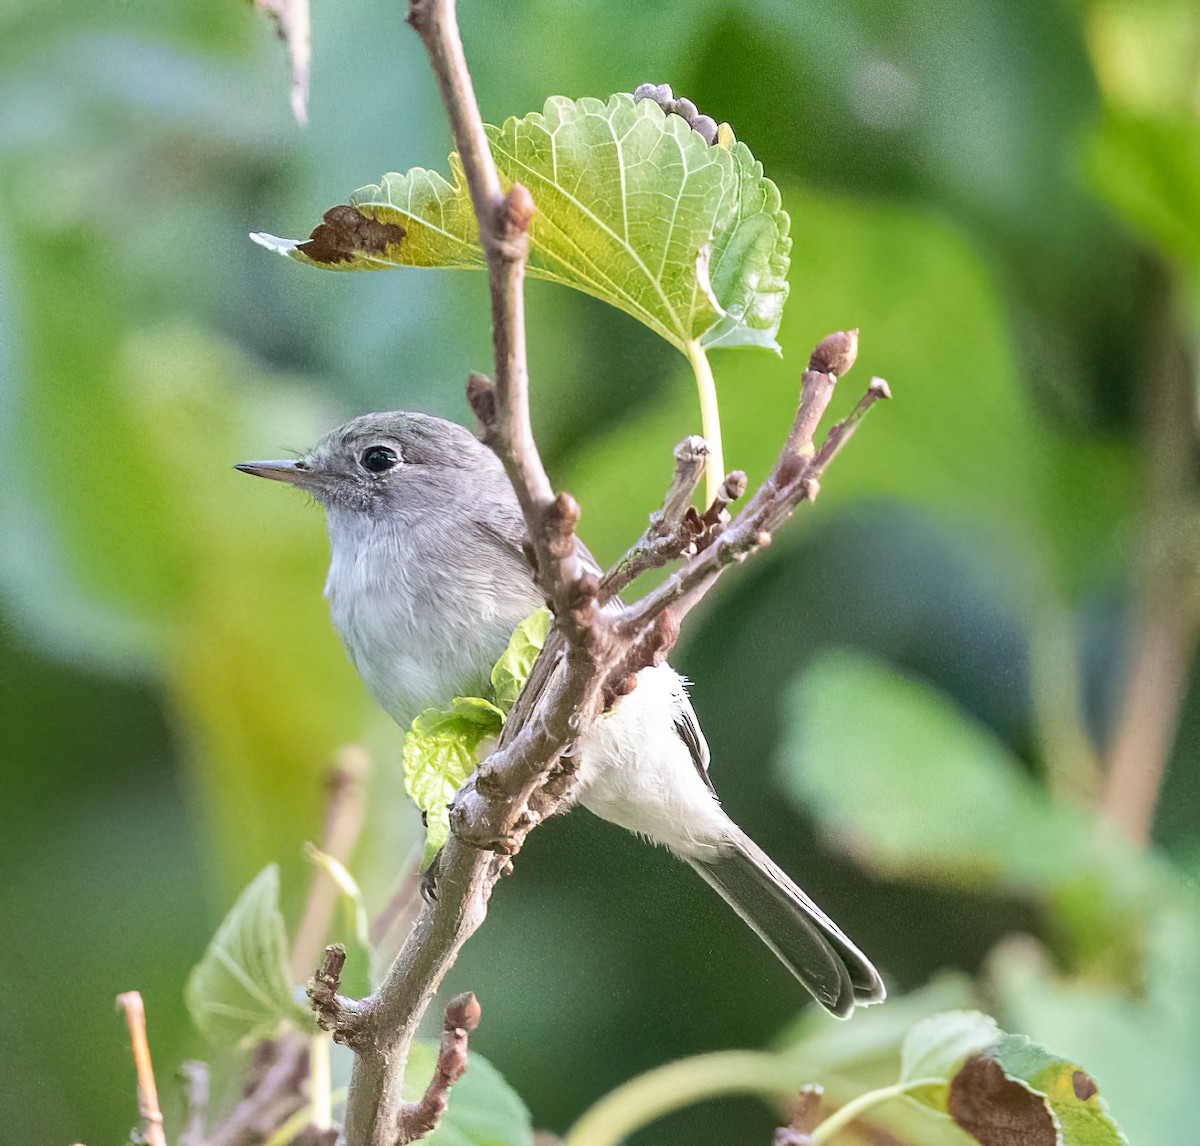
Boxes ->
[1,0,1198,1144]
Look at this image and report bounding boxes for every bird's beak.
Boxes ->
[234,459,311,486]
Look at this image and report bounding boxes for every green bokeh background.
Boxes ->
[2,0,1198,1143]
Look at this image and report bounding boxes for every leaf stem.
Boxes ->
[684,339,723,505]
[809,1078,939,1144]
[563,1050,809,1146]
[311,1033,332,1130]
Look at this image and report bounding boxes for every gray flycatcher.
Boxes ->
[238,410,884,1017]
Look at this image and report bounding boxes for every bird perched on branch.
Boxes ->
[238,411,885,1017]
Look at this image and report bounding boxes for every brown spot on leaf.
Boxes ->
[299,204,406,265]
[948,1054,1055,1146]
[1072,1069,1098,1102]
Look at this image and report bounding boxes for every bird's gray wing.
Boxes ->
[673,689,715,795]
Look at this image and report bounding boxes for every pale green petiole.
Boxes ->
[684,338,723,506]
[562,1047,945,1146]
[808,1078,944,1144]
[311,1033,332,1130]
[564,1050,811,1146]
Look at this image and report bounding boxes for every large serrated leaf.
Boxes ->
[185,864,314,1045]
[252,94,790,352]
[404,1040,534,1146]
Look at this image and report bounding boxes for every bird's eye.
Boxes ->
[361,445,399,473]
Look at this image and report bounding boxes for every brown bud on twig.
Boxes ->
[467,372,498,430]
[502,184,535,236]
[396,993,483,1143]
[308,944,347,1032]
[443,991,482,1034]
[545,492,581,557]
[808,329,859,377]
[720,471,748,502]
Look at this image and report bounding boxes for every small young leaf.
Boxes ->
[304,843,371,951]
[403,697,505,867]
[490,606,552,710]
[899,1011,1003,1110]
[404,1040,534,1146]
[185,864,314,1045]
[254,94,790,353]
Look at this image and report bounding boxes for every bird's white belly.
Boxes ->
[573,664,735,859]
[323,525,536,723]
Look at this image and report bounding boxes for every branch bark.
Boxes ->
[329,10,890,1146]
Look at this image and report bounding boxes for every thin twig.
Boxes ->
[600,435,709,600]
[773,1084,823,1145]
[206,1034,312,1146]
[194,760,369,1146]
[396,993,482,1142]
[620,356,890,634]
[115,991,168,1146]
[291,746,371,982]
[178,1060,211,1146]
[309,943,370,1048]
[1100,315,1199,844]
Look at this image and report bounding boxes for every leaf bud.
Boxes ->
[675,97,698,124]
[693,115,718,145]
[808,329,859,376]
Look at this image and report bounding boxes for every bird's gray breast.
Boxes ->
[323,507,541,725]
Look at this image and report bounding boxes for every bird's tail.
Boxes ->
[684,830,885,1018]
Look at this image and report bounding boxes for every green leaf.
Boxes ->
[304,843,371,951]
[253,94,790,352]
[304,843,372,998]
[987,895,1200,1146]
[994,1036,1127,1145]
[404,1040,534,1146]
[490,606,552,709]
[948,1036,1128,1146]
[185,864,314,1045]
[900,1011,1003,1110]
[403,697,505,867]
[774,650,1157,979]
[400,610,547,865]
[1088,109,1200,272]
[777,651,1084,889]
